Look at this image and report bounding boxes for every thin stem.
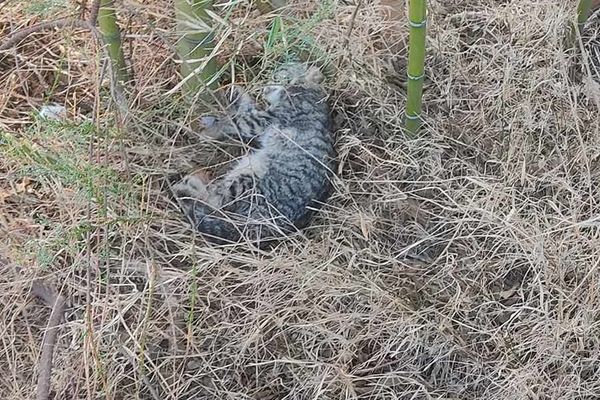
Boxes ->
[405,0,427,135]
[31,281,66,400]
[88,0,102,25]
[98,0,129,84]
[0,18,74,52]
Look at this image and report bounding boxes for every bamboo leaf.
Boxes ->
[174,0,219,100]
[266,16,283,52]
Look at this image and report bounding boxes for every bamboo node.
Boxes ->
[409,19,426,28]
[407,72,425,80]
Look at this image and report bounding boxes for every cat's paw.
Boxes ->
[172,172,211,200]
[200,115,218,128]
[263,85,286,106]
[198,115,226,140]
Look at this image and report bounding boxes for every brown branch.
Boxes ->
[336,0,362,70]
[0,18,74,52]
[87,0,102,26]
[0,0,101,53]
[31,280,67,400]
[342,0,362,53]
[0,260,70,400]
[0,16,103,55]
[0,261,67,400]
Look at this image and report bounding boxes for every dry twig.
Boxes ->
[31,281,67,400]
[87,0,102,25]
[0,0,102,53]
[0,259,67,400]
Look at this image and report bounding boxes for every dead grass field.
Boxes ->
[2,0,600,399]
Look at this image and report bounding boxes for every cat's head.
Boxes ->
[271,62,324,86]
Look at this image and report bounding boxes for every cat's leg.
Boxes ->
[262,85,287,107]
[171,173,240,243]
[171,173,212,217]
[172,170,257,244]
[173,167,289,245]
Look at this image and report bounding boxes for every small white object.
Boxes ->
[38,104,67,121]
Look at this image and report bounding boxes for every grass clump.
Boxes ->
[1,120,127,202]
[1,1,600,399]
[21,0,66,16]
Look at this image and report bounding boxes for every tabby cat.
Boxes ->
[172,62,336,245]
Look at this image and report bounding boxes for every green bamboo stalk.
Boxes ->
[98,0,129,84]
[174,0,218,99]
[566,0,594,53]
[578,0,593,31]
[405,0,427,136]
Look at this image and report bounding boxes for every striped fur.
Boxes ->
[172,62,336,246]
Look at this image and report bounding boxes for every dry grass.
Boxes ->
[2,0,600,399]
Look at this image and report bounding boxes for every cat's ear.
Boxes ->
[200,115,218,128]
[305,66,324,84]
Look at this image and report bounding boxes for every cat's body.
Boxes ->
[172,62,336,246]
